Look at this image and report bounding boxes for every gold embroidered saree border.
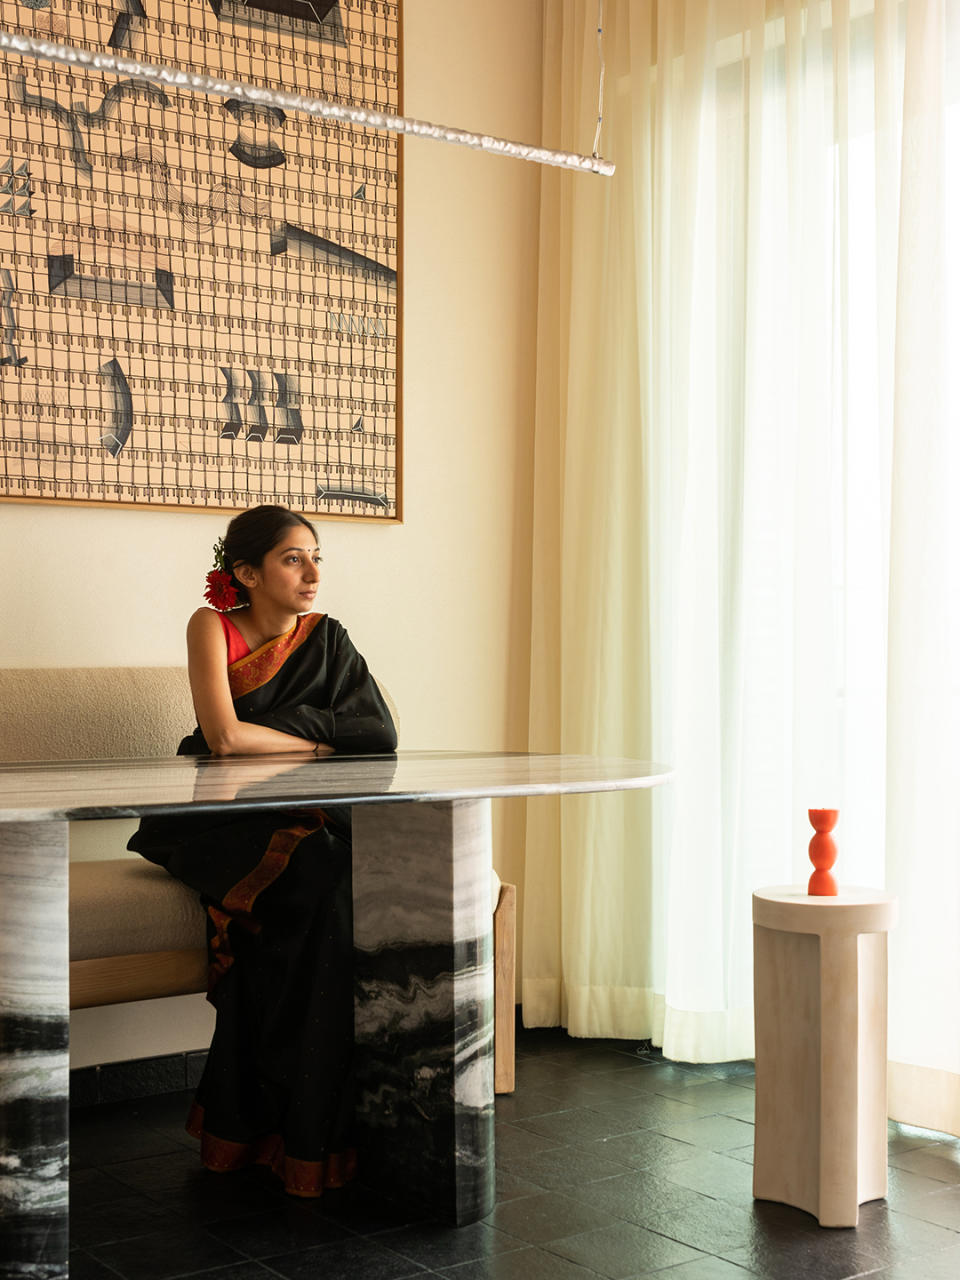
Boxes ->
[227,612,324,699]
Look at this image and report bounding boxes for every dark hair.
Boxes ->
[222,505,318,606]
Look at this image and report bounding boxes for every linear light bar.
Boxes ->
[0,29,616,177]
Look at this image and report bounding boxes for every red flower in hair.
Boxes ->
[204,569,239,612]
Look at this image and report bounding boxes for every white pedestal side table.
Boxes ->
[752,886,898,1227]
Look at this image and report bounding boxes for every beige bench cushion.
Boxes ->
[0,665,399,763]
[70,859,206,961]
[70,860,504,961]
[0,667,194,762]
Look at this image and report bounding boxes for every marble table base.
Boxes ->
[0,821,69,1280]
[0,796,496,1274]
[352,799,495,1225]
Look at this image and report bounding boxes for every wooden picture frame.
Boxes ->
[0,0,401,521]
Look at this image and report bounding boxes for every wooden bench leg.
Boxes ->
[494,882,516,1094]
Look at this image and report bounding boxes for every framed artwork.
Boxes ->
[0,0,401,520]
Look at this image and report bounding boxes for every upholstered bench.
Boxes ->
[0,666,516,1093]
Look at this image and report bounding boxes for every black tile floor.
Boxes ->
[70,1026,960,1280]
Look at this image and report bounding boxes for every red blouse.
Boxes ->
[218,612,252,665]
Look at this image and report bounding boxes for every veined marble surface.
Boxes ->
[0,821,69,1278]
[352,800,495,1223]
[0,752,674,823]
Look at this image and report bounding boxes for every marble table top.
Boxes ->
[0,751,674,823]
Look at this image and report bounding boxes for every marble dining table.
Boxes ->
[0,749,673,1278]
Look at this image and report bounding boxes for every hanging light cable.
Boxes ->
[0,28,616,177]
[592,0,606,158]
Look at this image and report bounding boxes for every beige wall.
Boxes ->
[0,0,541,1063]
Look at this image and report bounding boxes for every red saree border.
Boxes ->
[222,819,324,917]
[205,815,326,995]
[227,612,324,699]
[186,1102,357,1197]
[206,904,238,990]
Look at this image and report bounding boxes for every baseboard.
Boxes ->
[70,1049,208,1108]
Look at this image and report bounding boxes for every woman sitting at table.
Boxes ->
[129,503,396,1197]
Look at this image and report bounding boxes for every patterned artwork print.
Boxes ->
[0,0,400,518]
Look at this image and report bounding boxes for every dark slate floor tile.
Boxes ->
[95,1146,216,1199]
[497,1141,630,1190]
[526,1074,657,1107]
[885,1165,957,1206]
[493,1123,562,1164]
[69,1250,127,1280]
[103,1149,285,1222]
[649,1113,754,1152]
[711,1092,756,1122]
[486,1190,618,1245]
[266,1236,427,1280]
[493,1090,565,1123]
[745,1199,831,1238]
[513,1059,586,1090]
[650,1079,761,1112]
[866,1241,960,1279]
[374,1223,521,1270]
[584,1093,705,1132]
[545,1220,703,1278]
[205,1205,351,1258]
[850,1201,960,1260]
[514,1028,572,1058]
[173,1266,277,1280]
[493,1169,544,1204]
[70,1168,140,1210]
[116,1093,200,1154]
[645,1056,718,1072]
[699,1060,756,1083]
[641,1196,757,1255]
[648,1258,753,1279]
[887,1142,960,1184]
[721,1230,887,1280]
[620,1063,705,1094]
[515,1105,633,1146]
[580,1129,698,1171]
[89,1224,246,1280]
[319,1183,434,1235]
[124,1091,194,1129]
[724,1144,754,1165]
[662,1151,757,1207]
[887,1123,948,1155]
[436,1244,609,1278]
[885,1183,960,1230]
[574,1169,720,1226]
[267,1239,424,1280]
[538,1046,648,1076]
[70,1193,179,1248]
[70,1109,187,1170]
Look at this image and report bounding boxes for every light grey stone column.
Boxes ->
[352,799,494,1225]
[0,821,69,1279]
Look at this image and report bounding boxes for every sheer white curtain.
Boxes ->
[525,0,960,1117]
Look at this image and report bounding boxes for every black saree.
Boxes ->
[128,612,396,1196]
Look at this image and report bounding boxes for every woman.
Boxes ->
[128,504,396,1197]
